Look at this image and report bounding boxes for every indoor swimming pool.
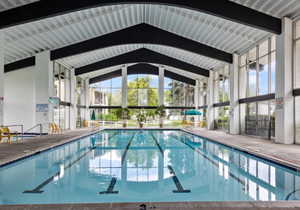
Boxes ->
[0,129,300,204]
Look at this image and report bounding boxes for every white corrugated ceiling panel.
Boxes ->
[58,44,224,72]
[3,4,270,66]
[0,0,38,12]
[230,0,300,19]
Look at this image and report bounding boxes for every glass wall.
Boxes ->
[90,77,122,106]
[239,36,276,139]
[164,78,195,107]
[53,62,71,130]
[239,36,276,98]
[214,65,230,104]
[76,77,87,128]
[240,101,275,138]
[89,74,196,128]
[294,21,300,144]
[213,65,230,131]
[128,75,158,106]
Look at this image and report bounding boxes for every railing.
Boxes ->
[24,123,43,137]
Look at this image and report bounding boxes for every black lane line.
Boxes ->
[121,133,137,165]
[98,133,137,195]
[23,148,94,194]
[99,177,119,194]
[286,189,300,200]
[173,135,245,186]
[167,165,191,193]
[150,133,164,156]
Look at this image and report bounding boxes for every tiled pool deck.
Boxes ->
[1,127,300,209]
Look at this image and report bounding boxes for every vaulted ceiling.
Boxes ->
[2,0,300,81]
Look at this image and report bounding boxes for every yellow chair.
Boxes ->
[49,123,56,134]
[0,127,18,144]
[83,120,89,128]
[49,123,62,134]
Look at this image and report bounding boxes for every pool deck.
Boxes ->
[1,127,300,209]
[183,128,300,171]
[0,128,99,167]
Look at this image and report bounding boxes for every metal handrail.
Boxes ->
[1,124,24,141]
[24,123,43,137]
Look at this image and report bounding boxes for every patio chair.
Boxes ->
[0,127,18,143]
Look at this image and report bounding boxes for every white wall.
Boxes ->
[4,67,35,131]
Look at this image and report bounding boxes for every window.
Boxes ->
[214,65,230,103]
[164,78,195,107]
[239,36,276,98]
[128,75,158,106]
[90,77,122,106]
[294,20,300,144]
[53,62,72,130]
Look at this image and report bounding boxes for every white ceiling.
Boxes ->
[3,4,270,67]
[230,0,300,19]
[3,1,300,78]
[0,0,38,12]
[83,63,204,81]
[58,44,224,72]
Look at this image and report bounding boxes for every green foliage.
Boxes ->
[127,77,158,107]
[136,111,147,124]
[155,105,166,118]
[115,108,131,120]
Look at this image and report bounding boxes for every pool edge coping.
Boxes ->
[0,129,102,168]
[181,128,300,172]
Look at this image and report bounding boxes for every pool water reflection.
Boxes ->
[0,130,300,204]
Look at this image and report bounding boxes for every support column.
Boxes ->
[194,80,200,124]
[159,66,165,106]
[195,80,200,109]
[70,70,77,130]
[0,32,4,126]
[84,79,90,121]
[207,73,214,130]
[229,54,240,135]
[275,17,294,144]
[35,51,54,133]
[121,65,128,108]
[199,81,205,121]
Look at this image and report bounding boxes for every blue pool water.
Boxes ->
[1,129,300,204]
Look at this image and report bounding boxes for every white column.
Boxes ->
[121,65,128,108]
[70,70,77,129]
[0,32,4,126]
[199,81,205,121]
[229,54,240,135]
[84,79,90,121]
[194,80,200,124]
[195,80,200,109]
[207,72,214,130]
[35,51,54,133]
[159,66,165,106]
[275,17,294,144]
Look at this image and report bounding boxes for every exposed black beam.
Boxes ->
[213,101,230,107]
[51,23,232,63]
[89,70,122,84]
[239,94,275,104]
[4,57,35,73]
[0,0,281,34]
[293,89,300,97]
[89,63,196,85]
[76,48,210,77]
[89,106,195,110]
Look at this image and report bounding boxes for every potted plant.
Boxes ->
[136,111,147,128]
[155,105,166,128]
[116,108,131,128]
